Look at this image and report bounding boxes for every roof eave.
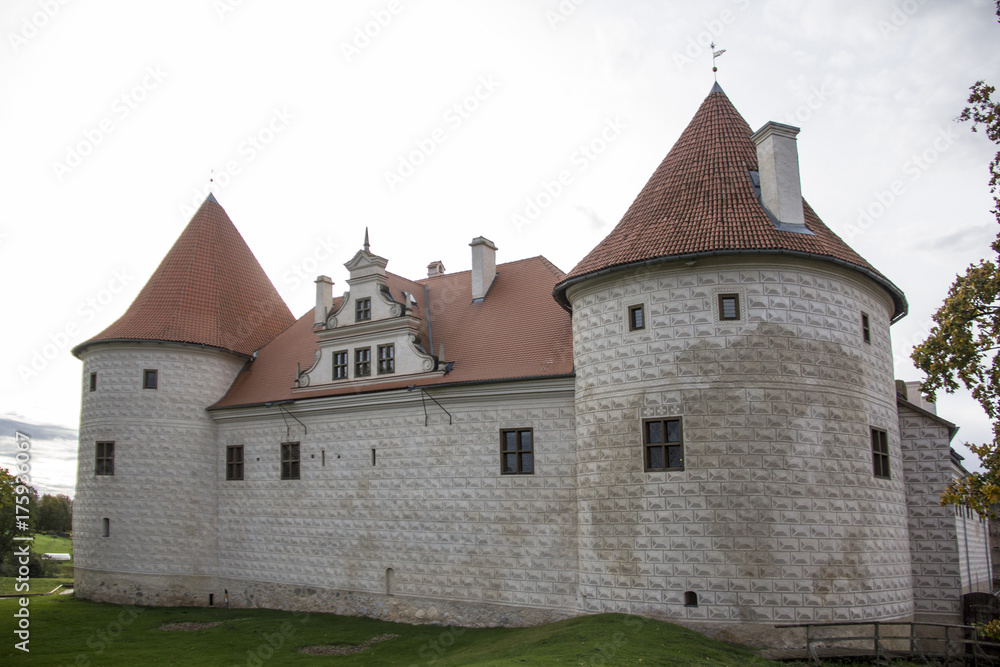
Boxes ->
[72,337,253,360]
[554,249,908,322]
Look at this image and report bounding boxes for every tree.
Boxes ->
[911,3,1000,517]
[37,494,73,533]
[0,467,38,567]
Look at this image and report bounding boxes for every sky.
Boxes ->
[1,0,999,498]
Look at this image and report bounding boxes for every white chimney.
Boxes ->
[469,237,497,302]
[427,260,446,277]
[751,121,806,227]
[314,275,333,327]
[904,380,937,415]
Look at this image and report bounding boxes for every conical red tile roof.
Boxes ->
[73,195,295,358]
[554,84,906,319]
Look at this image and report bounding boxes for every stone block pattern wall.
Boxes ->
[899,404,964,620]
[74,344,246,600]
[213,388,579,626]
[956,506,992,595]
[566,257,912,624]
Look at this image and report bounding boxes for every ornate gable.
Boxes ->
[294,234,439,390]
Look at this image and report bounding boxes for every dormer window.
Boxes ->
[355,348,371,377]
[356,298,371,322]
[378,344,395,374]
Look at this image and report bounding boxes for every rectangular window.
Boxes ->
[871,427,890,479]
[102,518,110,538]
[628,304,645,331]
[281,442,300,480]
[377,344,395,374]
[644,418,683,471]
[89,372,97,392]
[501,428,534,474]
[355,348,371,377]
[862,312,871,344]
[95,441,115,476]
[718,294,740,321]
[143,369,158,389]
[356,298,371,322]
[226,445,244,481]
[332,350,348,380]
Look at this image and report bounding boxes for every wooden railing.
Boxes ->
[778,621,1000,665]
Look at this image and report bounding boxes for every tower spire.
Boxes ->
[363,227,370,252]
[711,42,726,82]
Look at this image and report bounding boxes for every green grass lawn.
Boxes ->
[0,596,787,665]
[31,533,73,558]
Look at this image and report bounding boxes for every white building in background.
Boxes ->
[72,84,989,633]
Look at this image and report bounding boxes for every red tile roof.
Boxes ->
[554,84,906,319]
[212,256,573,408]
[73,195,295,358]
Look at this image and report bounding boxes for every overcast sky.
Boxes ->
[2,0,999,497]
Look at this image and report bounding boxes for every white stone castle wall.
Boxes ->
[956,506,991,595]
[898,404,965,620]
[565,256,912,624]
[74,343,246,604]
[211,381,579,624]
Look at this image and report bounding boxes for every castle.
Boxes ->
[72,84,991,631]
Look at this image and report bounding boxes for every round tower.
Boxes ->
[554,84,911,625]
[72,195,294,606]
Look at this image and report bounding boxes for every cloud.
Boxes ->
[910,224,996,253]
[0,417,76,442]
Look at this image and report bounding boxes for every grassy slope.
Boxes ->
[31,533,73,558]
[0,596,782,666]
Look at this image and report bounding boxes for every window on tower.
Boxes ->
[95,441,115,476]
[644,418,684,471]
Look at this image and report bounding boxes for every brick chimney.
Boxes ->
[751,121,806,228]
[314,275,333,327]
[469,237,497,302]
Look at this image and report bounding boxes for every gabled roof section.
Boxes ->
[554,85,906,320]
[212,256,573,408]
[73,195,294,358]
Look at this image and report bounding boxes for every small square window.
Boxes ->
[871,427,890,479]
[644,418,683,471]
[862,312,871,344]
[501,428,534,474]
[332,351,348,380]
[226,445,244,481]
[143,369,158,389]
[718,294,740,321]
[95,441,115,476]
[355,348,371,377]
[89,372,97,392]
[628,305,645,331]
[281,442,300,480]
[378,344,395,374]
[356,298,371,322]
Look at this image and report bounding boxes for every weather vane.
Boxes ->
[210,168,215,194]
[711,42,726,82]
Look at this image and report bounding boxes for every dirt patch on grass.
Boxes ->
[299,633,400,656]
[159,618,250,631]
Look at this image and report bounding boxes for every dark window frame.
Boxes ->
[332,350,349,380]
[354,347,371,377]
[226,445,244,481]
[871,427,890,479]
[95,441,115,476]
[628,304,645,331]
[356,297,371,322]
[718,293,740,321]
[377,344,395,375]
[500,428,534,475]
[643,418,684,471]
[862,312,871,344]
[143,369,158,389]
[89,372,97,392]
[280,441,300,480]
